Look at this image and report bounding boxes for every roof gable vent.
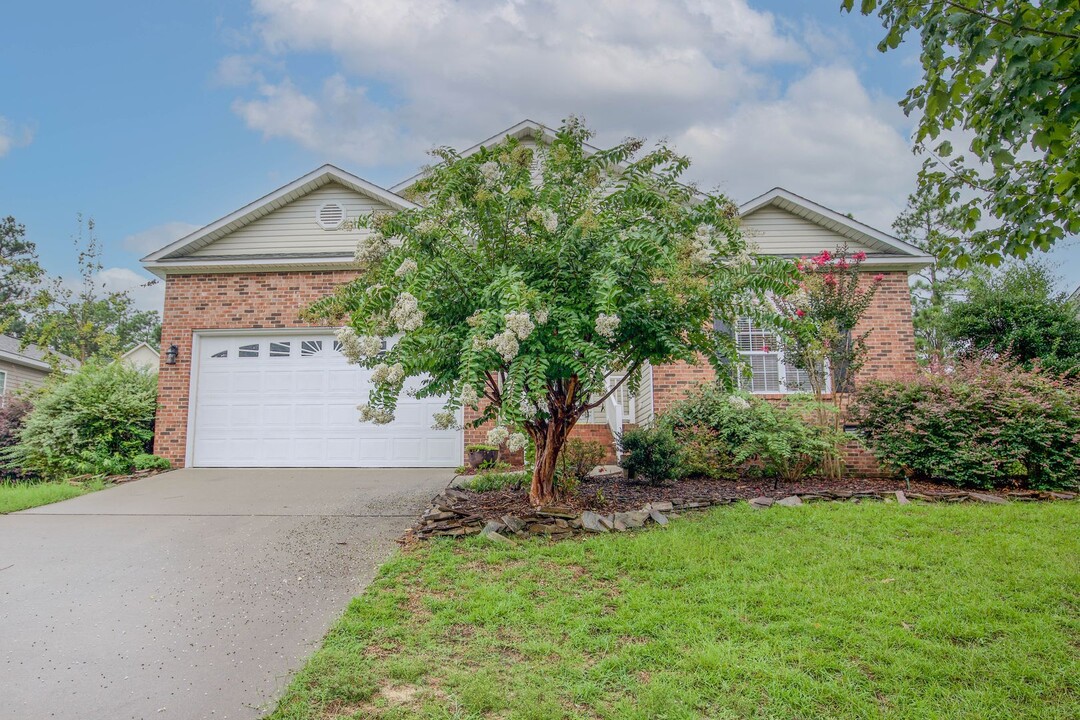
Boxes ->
[316,202,346,230]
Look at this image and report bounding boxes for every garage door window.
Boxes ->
[301,340,323,357]
[269,341,291,358]
[239,343,260,358]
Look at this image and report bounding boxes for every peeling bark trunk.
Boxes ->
[527,415,575,506]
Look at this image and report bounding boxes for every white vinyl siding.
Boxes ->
[734,318,817,394]
[187,183,393,258]
[741,206,876,256]
[0,359,50,396]
[635,361,654,427]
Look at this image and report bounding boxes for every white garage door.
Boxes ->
[190,333,461,467]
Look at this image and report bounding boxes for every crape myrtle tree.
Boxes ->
[306,119,797,505]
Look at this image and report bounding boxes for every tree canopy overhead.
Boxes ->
[844,1,1080,265]
[308,119,796,504]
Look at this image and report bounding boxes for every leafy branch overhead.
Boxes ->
[844,1,1080,264]
[306,118,797,505]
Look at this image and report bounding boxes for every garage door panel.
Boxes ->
[192,333,461,467]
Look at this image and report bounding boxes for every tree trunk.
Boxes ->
[527,416,574,506]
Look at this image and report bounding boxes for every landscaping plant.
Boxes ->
[554,438,605,496]
[0,396,34,482]
[305,118,795,505]
[773,246,882,479]
[617,426,683,485]
[852,357,1080,490]
[2,360,157,479]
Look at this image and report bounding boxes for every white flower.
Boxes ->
[335,327,383,363]
[370,363,390,384]
[728,395,750,410]
[386,363,405,385]
[487,329,519,361]
[460,384,480,407]
[432,410,459,430]
[595,313,620,341]
[507,432,528,453]
[535,308,549,324]
[471,335,487,351]
[519,392,537,420]
[354,232,391,267]
[466,311,484,327]
[390,292,425,332]
[504,311,534,340]
[417,219,437,234]
[394,259,418,277]
[486,425,510,446]
[479,161,500,184]
[357,403,394,424]
[542,208,558,233]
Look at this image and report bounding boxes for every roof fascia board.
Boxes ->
[0,348,53,372]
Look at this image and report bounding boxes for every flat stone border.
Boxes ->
[408,488,1078,544]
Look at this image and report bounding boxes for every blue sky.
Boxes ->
[1,0,1076,312]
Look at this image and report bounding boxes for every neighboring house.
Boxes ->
[120,342,160,372]
[143,120,931,471]
[1070,285,1080,318]
[0,335,76,404]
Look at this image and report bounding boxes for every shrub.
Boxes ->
[660,386,841,483]
[852,358,1080,490]
[555,438,605,494]
[459,470,530,493]
[2,361,157,479]
[0,397,34,482]
[618,426,683,485]
[132,453,170,472]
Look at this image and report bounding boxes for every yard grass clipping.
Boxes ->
[270,502,1079,720]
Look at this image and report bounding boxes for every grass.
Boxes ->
[269,502,1080,720]
[0,478,108,514]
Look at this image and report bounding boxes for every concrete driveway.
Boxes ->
[0,467,451,720]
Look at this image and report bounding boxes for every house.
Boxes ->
[0,334,76,403]
[142,120,931,471]
[119,342,160,372]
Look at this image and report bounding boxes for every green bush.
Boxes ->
[2,360,157,479]
[132,453,170,472]
[852,358,1080,490]
[618,426,683,485]
[459,470,530,493]
[660,386,840,482]
[555,438,605,495]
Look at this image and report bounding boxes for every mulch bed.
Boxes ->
[447,474,1051,520]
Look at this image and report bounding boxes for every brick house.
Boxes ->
[142,120,931,471]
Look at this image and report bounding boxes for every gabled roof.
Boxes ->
[121,342,159,359]
[142,164,418,270]
[739,187,933,265]
[0,334,77,372]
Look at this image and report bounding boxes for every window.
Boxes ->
[300,340,323,357]
[238,343,260,358]
[210,350,228,359]
[734,317,825,394]
[269,341,291,358]
[0,370,6,406]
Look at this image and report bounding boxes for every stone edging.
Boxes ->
[410,488,1078,544]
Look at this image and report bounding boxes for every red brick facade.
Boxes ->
[156,269,915,476]
[153,270,360,467]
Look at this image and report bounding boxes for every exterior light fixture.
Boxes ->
[165,344,179,365]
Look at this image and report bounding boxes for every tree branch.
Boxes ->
[942,1,1080,41]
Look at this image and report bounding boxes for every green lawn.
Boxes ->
[0,479,107,514]
[271,502,1079,720]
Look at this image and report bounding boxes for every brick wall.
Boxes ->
[650,270,917,477]
[154,270,360,467]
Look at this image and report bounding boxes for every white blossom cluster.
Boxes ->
[595,313,620,340]
[354,232,394,267]
[460,384,480,408]
[479,161,500,185]
[527,206,559,233]
[466,311,484,327]
[535,308,549,324]
[519,392,537,420]
[507,432,528,453]
[416,218,437,234]
[394,259,418,277]
[336,327,384,364]
[504,311,534,340]
[432,410,459,430]
[728,395,750,410]
[357,403,394,424]
[691,224,714,265]
[390,292,425,332]
[486,425,510,446]
[487,330,519,361]
[371,362,405,386]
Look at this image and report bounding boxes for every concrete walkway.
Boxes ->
[0,468,451,720]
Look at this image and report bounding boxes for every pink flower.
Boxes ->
[837,259,849,269]
[762,344,770,353]
[853,251,867,261]
[873,273,885,283]
[823,273,837,286]
[796,309,805,317]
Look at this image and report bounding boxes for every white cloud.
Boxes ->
[0,116,34,157]
[221,0,919,231]
[96,267,165,313]
[122,221,201,255]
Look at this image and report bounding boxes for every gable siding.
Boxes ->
[187,184,392,258]
[740,206,875,256]
[0,358,50,397]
